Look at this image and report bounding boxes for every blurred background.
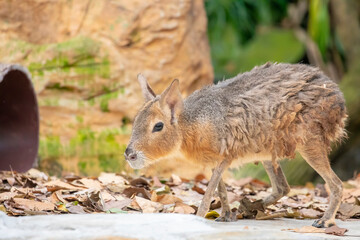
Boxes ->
[0,0,359,185]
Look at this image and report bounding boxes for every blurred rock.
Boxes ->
[0,0,213,174]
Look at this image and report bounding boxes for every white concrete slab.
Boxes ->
[1,212,359,240]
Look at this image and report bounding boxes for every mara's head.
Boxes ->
[124,74,184,169]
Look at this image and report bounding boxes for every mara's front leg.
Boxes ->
[196,160,230,217]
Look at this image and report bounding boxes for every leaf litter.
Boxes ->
[1,169,360,236]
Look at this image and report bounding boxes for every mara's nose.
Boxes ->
[124,147,137,161]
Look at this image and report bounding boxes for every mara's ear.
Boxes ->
[137,74,156,102]
[160,79,183,124]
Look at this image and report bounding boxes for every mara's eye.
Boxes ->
[152,122,164,132]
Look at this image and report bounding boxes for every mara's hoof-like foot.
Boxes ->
[312,218,335,228]
[215,211,235,222]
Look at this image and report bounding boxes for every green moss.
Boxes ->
[13,37,111,90]
[39,136,63,158]
[39,128,128,175]
[76,115,84,124]
[96,89,120,112]
[99,154,125,173]
[39,98,60,107]
[78,161,88,176]
[100,99,109,112]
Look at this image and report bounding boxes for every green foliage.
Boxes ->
[232,28,305,73]
[205,0,305,79]
[206,0,289,44]
[39,128,128,176]
[308,0,331,60]
[231,154,316,185]
[39,135,62,158]
[99,153,126,173]
[98,90,119,112]
[11,36,112,91]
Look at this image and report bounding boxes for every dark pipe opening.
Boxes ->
[0,66,39,172]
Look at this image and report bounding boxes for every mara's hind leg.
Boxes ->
[299,140,343,228]
[215,178,233,222]
[262,161,290,207]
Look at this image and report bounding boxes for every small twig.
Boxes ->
[83,85,124,101]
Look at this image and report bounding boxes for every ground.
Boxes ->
[0,169,359,239]
[1,213,359,240]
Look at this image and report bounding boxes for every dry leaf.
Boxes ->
[299,208,323,219]
[288,188,310,197]
[123,187,151,200]
[134,196,163,213]
[86,190,105,212]
[281,197,313,208]
[312,203,329,212]
[0,192,18,201]
[26,168,48,181]
[173,202,195,214]
[100,190,116,201]
[56,203,68,212]
[98,173,127,186]
[325,225,348,236]
[238,197,265,218]
[5,177,16,186]
[44,180,85,192]
[99,173,127,193]
[192,184,206,195]
[1,169,360,222]
[152,194,182,205]
[3,201,26,216]
[130,177,150,188]
[255,210,267,219]
[169,174,182,186]
[194,174,207,184]
[289,226,326,233]
[338,203,360,219]
[104,199,132,211]
[152,176,163,188]
[79,178,103,191]
[250,179,269,188]
[67,204,87,214]
[171,188,203,205]
[154,185,171,194]
[0,205,6,213]
[129,199,141,211]
[12,198,54,211]
[210,198,221,210]
[256,211,286,220]
[205,210,220,219]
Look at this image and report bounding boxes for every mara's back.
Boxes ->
[183,63,347,161]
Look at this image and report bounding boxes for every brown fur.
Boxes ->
[125,63,347,228]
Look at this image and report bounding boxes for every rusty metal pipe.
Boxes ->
[0,64,39,172]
